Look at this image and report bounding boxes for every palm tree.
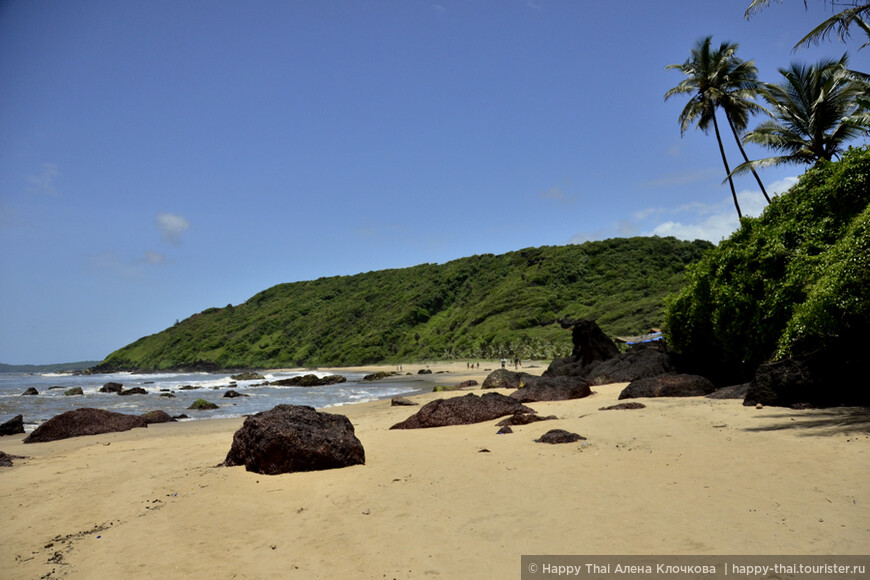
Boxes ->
[732,55,869,174]
[746,1,870,51]
[665,37,770,218]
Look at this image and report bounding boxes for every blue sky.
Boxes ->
[1,0,866,364]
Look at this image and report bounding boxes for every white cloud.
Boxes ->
[538,185,577,204]
[143,251,166,265]
[570,175,801,245]
[646,187,784,243]
[27,163,59,196]
[156,212,190,245]
[90,250,168,279]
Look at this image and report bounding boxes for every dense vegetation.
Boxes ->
[664,146,870,382]
[94,237,711,371]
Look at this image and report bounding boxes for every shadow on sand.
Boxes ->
[744,407,870,436]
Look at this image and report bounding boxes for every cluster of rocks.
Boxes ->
[541,317,867,408]
[539,318,801,405]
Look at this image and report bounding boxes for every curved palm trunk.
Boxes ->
[713,114,742,219]
[725,113,771,203]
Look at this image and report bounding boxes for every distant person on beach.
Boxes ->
[501,358,506,369]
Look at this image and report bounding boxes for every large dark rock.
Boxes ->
[584,343,678,384]
[141,410,175,424]
[270,374,346,387]
[536,429,586,444]
[545,319,620,376]
[99,382,123,393]
[744,358,820,407]
[23,408,147,443]
[509,376,592,402]
[707,383,750,400]
[619,373,716,399]
[390,392,535,429]
[742,345,870,408]
[119,387,148,396]
[223,390,248,398]
[64,387,84,396]
[0,415,25,436]
[482,369,537,389]
[21,387,39,396]
[222,405,365,475]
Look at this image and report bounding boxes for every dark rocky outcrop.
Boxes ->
[482,369,592,402]
[179,385,200,390]
[390,393,535,429]
[536,429,586,444]
[495,413,558,426]
[64,387,84,396]
[223,390,248,398]
[23,408,147,443]
[141,410,175,424]
[706,383,750,400]
[222,405,365,475]
[497,426,513,434]
[21,387,39,396]
[482,369,537,389]
[188,399,218,410]
[417,369,432,375]
[456,380,479,389]
[270,374,346,387]
[509,376,592,403]
[391,397,418,406]
[599,402,646,411]
[619,374,716,400]
[583,343,677,384]
[99,382,123,393]
[545,318,621,377]
[543,319,679,386]
[0,415,25,436]
[743,357,839,408]
[119,387,147,396]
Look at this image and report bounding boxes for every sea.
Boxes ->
[0,369,426,432]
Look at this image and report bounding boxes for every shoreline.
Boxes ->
[1,365,868,578]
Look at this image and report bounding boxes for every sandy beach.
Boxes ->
[1,362,868,579]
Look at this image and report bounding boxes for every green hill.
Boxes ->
[94,236,712,371]
[0,361,101,373]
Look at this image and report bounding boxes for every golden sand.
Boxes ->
[2,362,868,578]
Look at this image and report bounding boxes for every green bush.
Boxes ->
[664,146,870,379]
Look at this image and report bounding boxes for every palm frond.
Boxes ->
[794,5,870,50]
